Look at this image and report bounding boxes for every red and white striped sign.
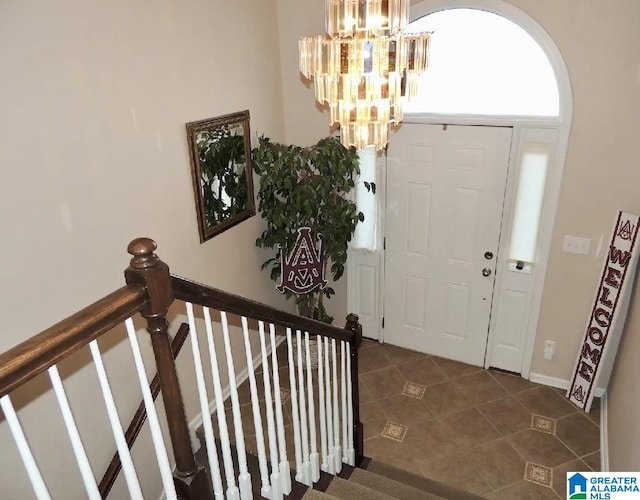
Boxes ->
[567,212,640,411]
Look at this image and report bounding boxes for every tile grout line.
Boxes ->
[359,347,601,498]
[474,401,506,439]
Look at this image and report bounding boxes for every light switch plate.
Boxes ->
[563,236,591,255]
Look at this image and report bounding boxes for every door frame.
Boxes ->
[379,120,566,376]
[382,123,514,365]
[348,0,572,378]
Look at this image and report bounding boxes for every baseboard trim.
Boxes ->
[520,372,609,473]
[600,391,609,472]
[528,373,606,398]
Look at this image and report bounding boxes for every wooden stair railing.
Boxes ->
[171,276,356,343]
[0,285,147,398]
[0,238,213,500]
[171,275,364,476]
[0,237,364,499]
[123,238,211,500]
[171,274,365,469]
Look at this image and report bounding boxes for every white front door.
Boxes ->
[384,124,512,366]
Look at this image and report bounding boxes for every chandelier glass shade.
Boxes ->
[299,0,430,150]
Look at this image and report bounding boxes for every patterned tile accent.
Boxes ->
[402,381,427,399]
[524,462,553,487]
[224,343,602,500]
[381,421,408,443]
[531,415,555,434]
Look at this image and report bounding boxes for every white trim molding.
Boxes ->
[527,373,610,472]
[600,391,609,472]
[528,373,606,398]
[405,0,573,377]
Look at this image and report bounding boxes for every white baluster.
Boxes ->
[317,336,329,473]
[185,305,224,500]
[221,311,252,500]
[0,395,51,500]
[48,365,100,499]
[346,340,355,466]
[89,340,143,500]
[124,318,178,500]
[324,337,335,475]
[332,339,341,473]
[270,324,291,494]
[241,316,271,499]
[305,332,319,482]
[259,321,283,500]
[286,328,303,483]
[203,307,239,500]
[341,340,348,466]
[296,330,311,486]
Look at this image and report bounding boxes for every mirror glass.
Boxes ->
[186,110,255,242]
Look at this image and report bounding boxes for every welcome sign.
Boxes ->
[567,212,640,412]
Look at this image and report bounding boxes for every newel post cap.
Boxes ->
[127,237,160,269]
[125,237,173,320]
[345,313,363,347]
[345,313,360,330]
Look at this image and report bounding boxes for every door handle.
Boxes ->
[482,268,492,277]
[484,251,494,260]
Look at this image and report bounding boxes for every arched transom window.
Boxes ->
[404,8,560,116]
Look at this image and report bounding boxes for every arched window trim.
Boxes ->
[347,0,573,378]
[409,0,573,123]
[403,0,573,378]
[405,8,560,118]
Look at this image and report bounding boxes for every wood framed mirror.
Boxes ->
[186,110,255,242]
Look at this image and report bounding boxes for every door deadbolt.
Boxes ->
[482,268,492,277]
[484,251,494,260]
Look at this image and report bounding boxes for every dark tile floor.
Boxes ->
[213,339,601,499]
[358,340,601,499]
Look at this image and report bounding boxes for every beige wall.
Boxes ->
[276,0,640,381]
[274,0,640,470]
[608,287,640,470]
[4,0,640,492]
[275,0,328,147]
[0,0,286,497]
[509,0,640,381]
[274,0,351,324]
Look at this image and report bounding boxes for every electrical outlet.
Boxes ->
[563,236,591,255]
[544,340,556,360]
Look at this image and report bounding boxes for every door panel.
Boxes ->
[347,252,381,339]
[384,124,512,366]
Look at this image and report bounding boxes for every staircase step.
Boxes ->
[349,467,446,499]
[198,436,485,500]
[363,459,486,500]
[325,476,397,500]
[301,489,339,499]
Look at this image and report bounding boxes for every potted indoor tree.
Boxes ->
[252,136,374,324]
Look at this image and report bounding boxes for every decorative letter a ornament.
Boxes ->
[276,227,327,295]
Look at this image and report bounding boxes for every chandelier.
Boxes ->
[299,0,431,150]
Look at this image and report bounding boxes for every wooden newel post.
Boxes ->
[125,238,212,500]
[345,313,364,466]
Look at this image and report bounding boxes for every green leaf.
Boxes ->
[252,134,375,318]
